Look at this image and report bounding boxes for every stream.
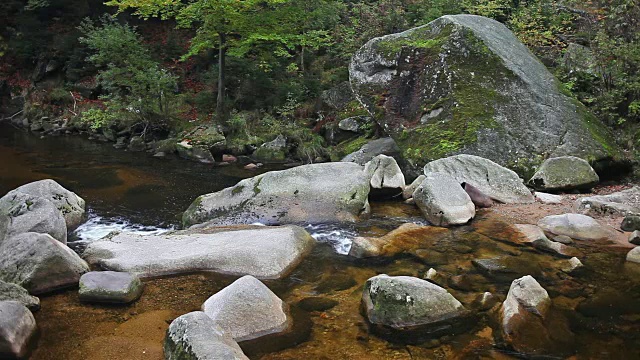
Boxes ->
[2,123,640,359]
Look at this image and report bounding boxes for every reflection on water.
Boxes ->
[2,124,640,359]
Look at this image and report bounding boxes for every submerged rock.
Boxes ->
[423,155,533,204]
[0,232,89,295]
[537,213,618,241]
[501,276,552,354]
[297,297,338,312]
[575,186,640,217]
[413,172,475,226]
[0,301,37,360]
[348,223,436,258]
[349,15,620,173]
[529,156,599,191]
[3,179,85,230]
[79,271,143,304]
[164,311,248,360]
[182,162,370,227]
[0,192,67,243]
[361,275,467,340]
[202,276,289,342]
[0,281,40,311]
[83,225,314,280]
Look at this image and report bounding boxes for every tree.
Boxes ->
[105,0,317,123]
[79,17,179,134]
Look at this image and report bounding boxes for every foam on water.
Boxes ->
[305,224,357,255]
[72,213,173,243]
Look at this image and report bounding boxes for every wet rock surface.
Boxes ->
[79,271,143,304]
[576,186,640,217]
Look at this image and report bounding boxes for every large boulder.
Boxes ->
[0,192,67,244]
[79,271,144,304]
[0,301,37,360]
[4,179,86,230]
[0,281,40,311]
[413,172,475,226]
[341,137,402,165]
[82,225,314,280]
[423,155,534,204]
[575,186,640,217]
[202,275,289,342]
[349,14,620,174]
[0,232,89,294]
[361,275,467,339]
[164,311,248,360]
[529,156,599,191]
[537,213,618,241]
[182,163,370,227]
[501,276,551,354]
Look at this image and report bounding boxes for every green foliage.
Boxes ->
[48,88,73,105]
[78,17,181,134]
[80,107,117,131]
[462,0,511,20]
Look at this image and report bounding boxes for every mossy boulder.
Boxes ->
[529,156,599,191]
[349,14,622,175]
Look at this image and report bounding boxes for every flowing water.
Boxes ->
[2,123,640,359]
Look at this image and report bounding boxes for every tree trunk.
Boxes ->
[216,33,227,122]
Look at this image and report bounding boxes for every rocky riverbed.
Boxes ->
[2,122,640,359]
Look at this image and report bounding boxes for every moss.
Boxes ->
[231,185,245,195]
[337,100,370,119]
[330,136,371,161]
[375,26,451,61]
[572,98,621,159]
[253,177,263,195]
[395,29,510,164]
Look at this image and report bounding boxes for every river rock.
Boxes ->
[501,276,553,354]
[538,213,617,241]
[561,257,584,274]
[164,311,248,360]
[423,155,534,204]
[0,232,89,294]
[361,275,467,338]
[0,301,37,359]
[575,186,640,217]
[413,172,475,226]
[254,135,287,161]
[535,192,563,205]
[176,140,215,164]
[4,179,86,230]
[348,223,434,258]
[127,136,146,152]
[513,224,579,257]
[364,154,405,190]
[341,137,402,165]
[0,281,40,311]
[629,231,640,245]
[627,247,640,263]
[621,215,640,232]
[349,14,620,173]
[83,225,314,279]
[0,192,67,244]
[529,156,599,191]
[182,162,370,227]
[462,182,493,208]
[202,275,289,342]
[403,175,425,199]
[79,271,143,304]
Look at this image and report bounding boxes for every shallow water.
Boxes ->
[2,124,640,359]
